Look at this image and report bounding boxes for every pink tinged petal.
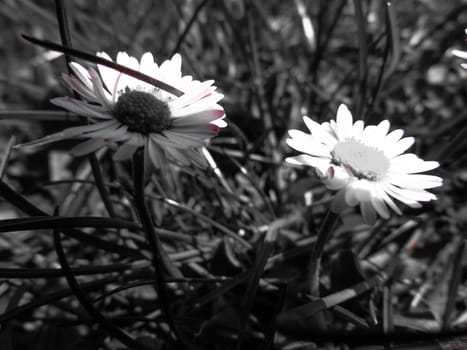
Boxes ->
[170,109,225,126]
[360,200,377,225]
[69,62,92,89]
[286,130,332,157]
[89,68,114,110]
[375,184,402,215]
[170,99,224,118]
[335,104,353,141]
[386,173,443,189]
[14,131,66,149]
[370,186,391,219]
[170,81,217,110]
[331,189,348,213]
[70,138,109,156]
[385,137,415,158]
[51,97,112,119]
[62,120,118,137]
[62,74,98,102]
[113,141,139,161]
[352,120,364,138]
[303,116,338,147]
[323,165,350,190]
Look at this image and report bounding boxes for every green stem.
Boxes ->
[308,209,339,297]
[131,150,184,345]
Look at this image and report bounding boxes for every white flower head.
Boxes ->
[286,104,443,225]
[16,51,227,168]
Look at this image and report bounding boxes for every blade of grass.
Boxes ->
[0,136,16,179]
[0,180,142,258]
[0,216,142,232]
[0,264,130,279]
[0,276,116,323]
[149,193,252,249]
[54,0,117,219]
[0,285,27,350]
[237,212,301,348]
[442,239,466,331]
[0,110,78,121]
[353,0,368,119]
[53,226,148,350]
[383,0,401,79]
[382,283,394,334]
[171,0,210,55]
[132,150,192,349]
[21,34,184,97]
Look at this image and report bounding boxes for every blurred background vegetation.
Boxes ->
[1,0,467,349]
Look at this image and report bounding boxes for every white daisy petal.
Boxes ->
[285,155,331,174]
[97,52,119,92]
[14,132,66,149]
[336,104,353,140]
[286,130,332,157]
[69,62,93,90]
[351,120,364,138]
[303,116,338,147]
[385,137,415,158]
[62,120,118,137]
[51,97,112,119]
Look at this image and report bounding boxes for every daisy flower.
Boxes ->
[286,104,443,225]
[16,52,226,168]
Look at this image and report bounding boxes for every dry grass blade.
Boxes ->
[442,239,466,330]
[21,34,184,97]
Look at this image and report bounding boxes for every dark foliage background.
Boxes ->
[1,0,467,349]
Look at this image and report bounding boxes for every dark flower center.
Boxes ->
[114,89,171,134]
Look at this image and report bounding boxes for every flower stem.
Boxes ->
[131,150,183,345]
[308,209,340,297]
